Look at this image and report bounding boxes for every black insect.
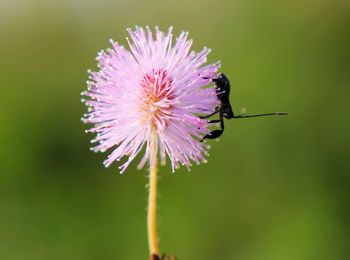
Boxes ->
[199,73,288,142]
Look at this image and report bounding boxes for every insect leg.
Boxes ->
[199,109,220,119]
[207,119,221,123]
[200,111,225,142]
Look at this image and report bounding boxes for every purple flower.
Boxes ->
[81,26,220,173]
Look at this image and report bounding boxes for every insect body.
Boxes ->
[200,73,288,142]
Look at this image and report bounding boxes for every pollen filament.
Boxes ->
[139,69,175,130]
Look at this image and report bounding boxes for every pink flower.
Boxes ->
[81,26,220,173]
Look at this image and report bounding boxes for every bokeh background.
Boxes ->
[1,0,349,259]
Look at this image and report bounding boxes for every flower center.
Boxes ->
[139,69,175,130]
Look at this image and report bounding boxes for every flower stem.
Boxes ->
[148,145,159,258]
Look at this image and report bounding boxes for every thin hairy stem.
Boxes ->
[148,135,159,258]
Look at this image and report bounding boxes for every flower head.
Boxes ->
[81,26,220,173]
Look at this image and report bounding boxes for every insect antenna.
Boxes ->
[233,112,288,118]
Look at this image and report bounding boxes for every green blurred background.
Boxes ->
[1,0,349,259]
